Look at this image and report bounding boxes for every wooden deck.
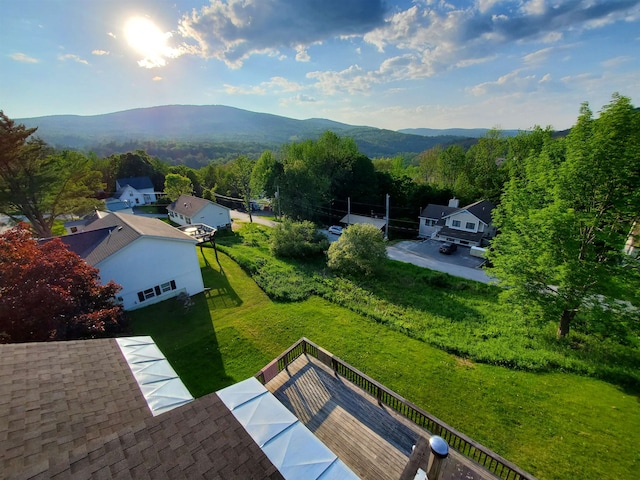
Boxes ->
[265,354,495,480]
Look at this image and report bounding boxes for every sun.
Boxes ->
[124,17,168,59]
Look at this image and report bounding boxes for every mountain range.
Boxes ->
[17,105,521,159]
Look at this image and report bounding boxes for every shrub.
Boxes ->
[327,223,386,276]
[270,220,329,259]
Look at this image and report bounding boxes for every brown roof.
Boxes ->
[168,195,230,217]
[61,212,197,265]
[0,339,283,480]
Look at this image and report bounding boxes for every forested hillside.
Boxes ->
[17,105,468,161]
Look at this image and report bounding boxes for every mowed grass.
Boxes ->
[129,248,640,480]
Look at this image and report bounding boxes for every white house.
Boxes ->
[167,194,232,229]
[115,176,157,206]
[60,212,204,310]
[419,199,496,247]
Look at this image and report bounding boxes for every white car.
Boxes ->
[328,225,343,235]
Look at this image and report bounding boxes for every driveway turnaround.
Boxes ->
[387,241,495,284]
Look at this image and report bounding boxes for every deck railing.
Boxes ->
[255,337,537,480]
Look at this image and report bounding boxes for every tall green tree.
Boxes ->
[0,112,103,238]
[230,155,256,222]
[164,173,193,201]
[489,94,640,338]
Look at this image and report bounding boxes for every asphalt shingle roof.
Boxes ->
[168,195,229,217]
[116,177,154,191]
[62,212,196,266]
[0,339,284,480]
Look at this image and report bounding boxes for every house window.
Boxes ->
[186,218,192,224]
[179,214,184,219]
[137,281,177,303]
[466,222,476,230]
[452,220,461,227]
[70,227,78,233]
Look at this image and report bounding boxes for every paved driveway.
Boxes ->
[387,240,494,284]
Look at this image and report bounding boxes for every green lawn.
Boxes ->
[129,248,640,480]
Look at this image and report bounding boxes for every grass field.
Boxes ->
[130,245,640,480]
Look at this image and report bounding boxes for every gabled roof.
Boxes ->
[421,200,495,225]
[116,176,154,190]
[451,200,495,225]
[420,204,458,221]
[60,212,196,265]
[168,194,230,217]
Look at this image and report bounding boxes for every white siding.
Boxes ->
[446,211,484,233]
[117,186,157,206]
[168,203,231,229]
[418,218,439,238]
[96,237,204,310]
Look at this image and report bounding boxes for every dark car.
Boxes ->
[439,242,457,254]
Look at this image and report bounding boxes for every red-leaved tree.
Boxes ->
[0,224,127,343]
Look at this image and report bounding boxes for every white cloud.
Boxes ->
[58,53,89,65]
[468,69,538,96]
[223,83,267,95]
[601,55,633,68]
[92,49,110,56]
[307,65,376,95]
[280,94,318,107]
[262,76,304,92]
[10,52,39,63]
[224,76,305,96]
[361,0,639,82]
[177,0,386,67]
[295,46,310,62]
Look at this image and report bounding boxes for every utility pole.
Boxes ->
[347,197,351,226]
[385,193,390,240]
[276,185,281,219]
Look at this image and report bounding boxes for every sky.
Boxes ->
[1,0,639,131]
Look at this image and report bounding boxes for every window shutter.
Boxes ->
[170,280,176,290]
[155,286,161,296]
[137,292,145,302]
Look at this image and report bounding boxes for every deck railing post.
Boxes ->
[427,436,449,480]
[377,385,383,406]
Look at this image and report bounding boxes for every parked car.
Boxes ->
[328,225,343,235]
[439,242,457,254]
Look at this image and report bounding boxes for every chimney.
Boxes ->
[448,198,459,208]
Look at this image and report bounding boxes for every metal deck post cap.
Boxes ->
[429,436,449,457]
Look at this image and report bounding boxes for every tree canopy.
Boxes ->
[327,223,387,276]
[0,224,127,343]
[0,112,104,237]
[488,94,640,338]
[164,173,193,201]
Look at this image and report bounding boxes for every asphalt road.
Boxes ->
[230,210,278,228]
[387,241,495,284]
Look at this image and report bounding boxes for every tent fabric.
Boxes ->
[116,337,194,416]
[217,377,359,480]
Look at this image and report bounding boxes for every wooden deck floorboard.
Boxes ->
[265,355,424,480]
[265,354,497,480]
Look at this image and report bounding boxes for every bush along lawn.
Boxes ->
[128,246,640,480]
[215,224,640,390]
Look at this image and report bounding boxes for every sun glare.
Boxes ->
[124,17,167,58]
